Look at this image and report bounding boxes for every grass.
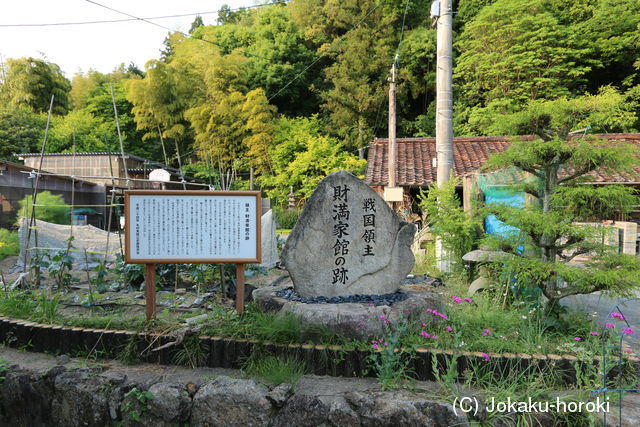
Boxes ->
[174,335,207,368]
[242,350,305,387]
[0,229,19,261]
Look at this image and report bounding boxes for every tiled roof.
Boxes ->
[365,134,640,186]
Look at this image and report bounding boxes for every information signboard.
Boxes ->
[124,190,262,264]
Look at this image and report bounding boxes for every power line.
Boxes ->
[0,2,282,28]
[84,0,276,62]
[267,1,382,102]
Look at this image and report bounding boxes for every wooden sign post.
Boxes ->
[124,190,262,319]
[145,264,156,321]
[235,263,245,314]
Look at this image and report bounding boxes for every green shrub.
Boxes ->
[274,208,301,229]
[16,191,70,225]
[0,229,19,260]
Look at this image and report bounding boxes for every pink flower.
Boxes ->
[622,328,635,335]
[420,331,431,339]
[482,329,492,336]
[384,319,390,325]
[357,321,365,327]
[452,296,463,304]
[384,342,389,346]
[446,326,453,332]
[590,331,599,336]
[426,308,448,320]
[574,337,581,341]
[379,315,386,319]
[481,352,490,362]
[605,323,616,329]
[372,344,379,349]
[431,335,438,340]
[611,312,625,321]
[464,297,473,303]
[421,323,427,327]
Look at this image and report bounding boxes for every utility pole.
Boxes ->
[388,58,397,189]
[434,0,454,273]
[383,56,403,207]
[435,0,453,187]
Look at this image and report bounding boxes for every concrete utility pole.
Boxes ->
[388,59,397,189]
[434,0,454,273]
[383,57,404,206]
[435,0,453,188]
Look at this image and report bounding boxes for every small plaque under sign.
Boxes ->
[383,187,404,202]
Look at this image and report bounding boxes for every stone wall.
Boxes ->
[0,364,469,427]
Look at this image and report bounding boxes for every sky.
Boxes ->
[0,0,253,78]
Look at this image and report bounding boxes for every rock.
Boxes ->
[272,395,330,427]
[266,383,293,408]
[346,391,469,427]
[462,249,509,263]
[145,383,191,427]
[260,209,279,269]
[190,376,273,426]
[56,355,71,365]
[185,314,209,325]
[0,369,55,426]
[51,368,114,427]
[281,170,416,297]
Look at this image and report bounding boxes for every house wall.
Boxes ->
[0,163,106,229]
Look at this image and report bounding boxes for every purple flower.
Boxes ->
[372,344,379,349]
[590,331,599,336]
[464,297,473,303]
[446,326,453,332]
[482,329,492,336]
[611,312,625,321]
[481,352,490,362]
[357,321,365,327]
[379,315,386,319]
[605,323,616,329]
[420,331,431,339]
[574,337,581,341]
[622,327,635,335]
[452,296,463,304]
[384,319,390,325]
[431,334,438,340]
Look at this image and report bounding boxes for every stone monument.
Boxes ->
[281,170,416,297]
[253,171,442,339]
[259,209,279,269]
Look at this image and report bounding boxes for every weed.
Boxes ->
[0,359,8,383]
[242,349,305,387]
[35,291,59,323]
[173,335,207,368]
[121,387,154,422]
[117,336,140,365]
[367,316,415,390]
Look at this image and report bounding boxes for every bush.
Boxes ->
[16,191,70,225]
[0,229,19,260]
[274,208,301,230]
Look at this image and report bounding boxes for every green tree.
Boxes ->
[482,95,640,314]
[0,106,46,161]
[1,57,71,115]
[259,116,366,204]
[17,191,70,225]
[419,178,479,272]
[454,0,593,134]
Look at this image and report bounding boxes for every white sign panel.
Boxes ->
[125,191,261,263]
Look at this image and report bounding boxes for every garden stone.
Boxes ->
[281,170,416,297]
[272,395,330,427]
[266,382,293,408]
[346,391,469,427]
[260,209,279,269]
[51,368,113,427]
[190,376,273,426]
[131,382,191,426]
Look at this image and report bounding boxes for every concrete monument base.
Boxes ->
[253,283,443,340]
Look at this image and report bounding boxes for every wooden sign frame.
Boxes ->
[123,190,262,318]
[124,190,262,264]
